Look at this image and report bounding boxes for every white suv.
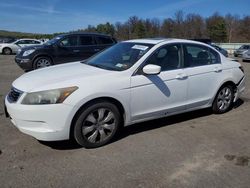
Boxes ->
[5,39,245,148]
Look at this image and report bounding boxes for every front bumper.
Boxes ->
[243,54,250,60]
[5,96,74,141]
[15,56,33,71]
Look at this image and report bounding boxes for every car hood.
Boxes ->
[21,44,48,51]
[13,62,116,92]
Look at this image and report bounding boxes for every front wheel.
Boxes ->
[73,101,121,148]
[212,85,234,114]
[33,57,52,70]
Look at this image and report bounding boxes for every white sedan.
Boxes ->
[5,38,245,148]
[0,38,42,55]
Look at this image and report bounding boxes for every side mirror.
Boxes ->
[142,64,161,75]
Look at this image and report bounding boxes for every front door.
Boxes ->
[130,44,188,122]
[55,35,79,64]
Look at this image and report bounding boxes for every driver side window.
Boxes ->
[60,36,78,47]
[145,44,182,71]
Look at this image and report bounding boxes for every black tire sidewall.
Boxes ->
[212,85,234,114]
[33,57,52,70]
[74,101,121,148]
[3,48,12,55]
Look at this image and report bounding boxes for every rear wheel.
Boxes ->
[212,85,234,114]
[2,47,12,55]
[73,101,121,148]
[33,57,52,70]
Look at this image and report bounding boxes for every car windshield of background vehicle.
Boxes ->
[45,36,64,45]
[83,42,154,71]
[6,39,16,43]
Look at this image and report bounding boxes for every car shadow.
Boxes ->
[40,99,244,150]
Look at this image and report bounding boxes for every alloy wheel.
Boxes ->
[36,58,51,69]
[217,86,232,111]
[82,108,116,143]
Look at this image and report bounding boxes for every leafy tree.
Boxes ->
[206,13,227,42]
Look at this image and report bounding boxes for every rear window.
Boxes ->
[96,36,114,45]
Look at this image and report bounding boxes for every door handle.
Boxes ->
[176,73,188,80]
[94,49,100,52]
[214,67,222,73]
[73,50,80,53]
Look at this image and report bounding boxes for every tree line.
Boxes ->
[1,11,250,43]
[81,11,250,43]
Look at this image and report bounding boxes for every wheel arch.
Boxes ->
[212,80,237,104]
[69,96,126,139]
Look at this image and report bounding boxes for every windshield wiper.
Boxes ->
[87,64,120,71]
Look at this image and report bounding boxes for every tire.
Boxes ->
[33,56,52,70]
[73,101,121,148]
[212,85,234,114]
[2,47,12,55]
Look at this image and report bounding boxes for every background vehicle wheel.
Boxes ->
[2,47,12,55]
[212,85,234,114]
[33,57,52,70]
[73,101,121,148]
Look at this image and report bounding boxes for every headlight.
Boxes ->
[21,86,78,105]
[17,48,21,54]
[23,49,35,56]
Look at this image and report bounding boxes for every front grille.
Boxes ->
[7,87,23,103]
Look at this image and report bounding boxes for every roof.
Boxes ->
[62,32,112,37]
[124,38,209,45]
[125,38,171,44]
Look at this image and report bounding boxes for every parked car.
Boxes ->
[0,38,42,55]
[242,49,250,62]
[5,38,245,148]
[211,44,228,57]
[0,37,16,43]
[234,45,250,57]
[15,33,117,71]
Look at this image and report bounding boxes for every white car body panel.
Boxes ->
[130,69,187,122]
[5,39,245,141]
[0,39,42,54]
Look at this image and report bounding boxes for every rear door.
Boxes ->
[183,43,223,108]
[95,36,115,52]
[78,35,97,60]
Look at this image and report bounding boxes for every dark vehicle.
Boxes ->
[15,33,117,71]
[211,44,228,57]
[234,45,250,57]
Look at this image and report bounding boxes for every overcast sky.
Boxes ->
[0,0,249,34]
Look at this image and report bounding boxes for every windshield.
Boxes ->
[83,42,154,71]
[45,35,64,45]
